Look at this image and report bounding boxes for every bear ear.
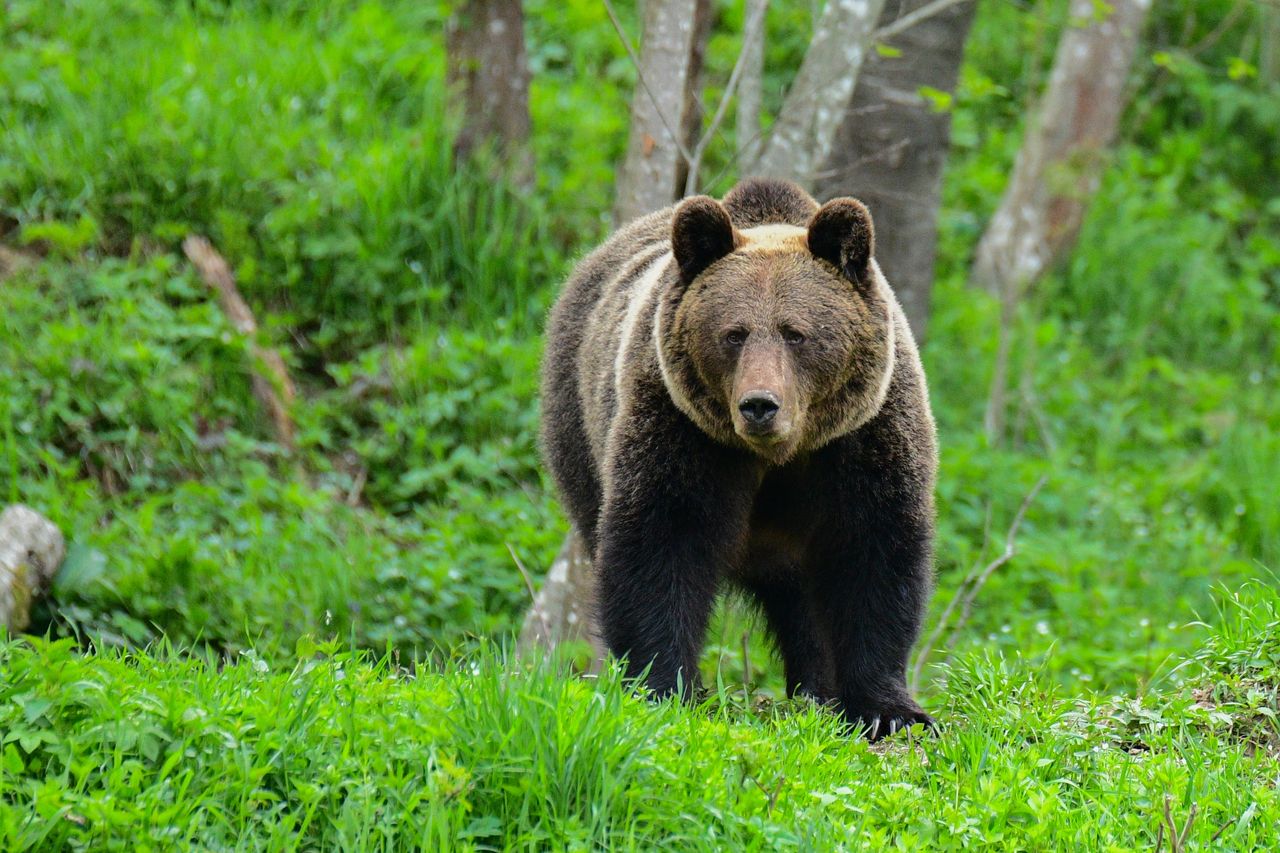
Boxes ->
[672,196,740,285]
[807,198,875,288]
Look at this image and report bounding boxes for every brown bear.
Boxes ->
[541,178,936,740]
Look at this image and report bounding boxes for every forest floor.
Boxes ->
[2,0,1278,848]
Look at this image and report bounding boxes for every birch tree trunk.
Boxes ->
[735,0,768,167]
[613,0,701,224]
[752,0,889,188]
[972,0,1150,296]
[816,0,977,340]
[674,0,715,196]
[972,0,1150,440]
[446,0,533,183]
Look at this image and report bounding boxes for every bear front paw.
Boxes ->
[840,700,936,742]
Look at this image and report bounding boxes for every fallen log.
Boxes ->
[182,236,297,452]
[0,505,66,633]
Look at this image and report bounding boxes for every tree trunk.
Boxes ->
[816,0,977,341]
[674,0,715,196]
[752,0,889,188]
[735,0,768,167]
[517,530,607,670]
[972,0,1150,297]
[1,506,65,633]
[972,0,1150,440]
[614,0,702,224]
[446,0,533,182]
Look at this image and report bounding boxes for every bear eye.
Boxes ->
[782,328,806,346]
[724,329,747,347]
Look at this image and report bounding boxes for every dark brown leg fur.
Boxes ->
[803,433,935,741]
[595,376,759,698]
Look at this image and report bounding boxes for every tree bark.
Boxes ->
[752,0,889,188]
[735,0,768,167]
[972,0,1150,297]
[614,0,702,224]
[972,0,1150,440]
[446,0,533,182]
[0,506,65,633]
[816,0,977,341]
[517,530,607,670]
[674,0,715,196]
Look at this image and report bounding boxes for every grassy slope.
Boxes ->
[2,585,1279,849]
[1,0,1278,847]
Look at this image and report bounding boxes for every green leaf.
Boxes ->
[1227,57,1257,81]
[52,543,111,597]
[917,86,953,113]
[21,696,52,724]
[2,745,23,775]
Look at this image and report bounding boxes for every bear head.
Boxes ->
[654,189,896,465]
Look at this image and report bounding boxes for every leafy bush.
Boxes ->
[1,0,558,352]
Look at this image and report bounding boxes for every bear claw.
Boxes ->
[845,706,936,742]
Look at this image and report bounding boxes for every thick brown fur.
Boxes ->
[541,178,937,740]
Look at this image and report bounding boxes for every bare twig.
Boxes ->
[911,475,1048,690]
[183,236,297,452]
[1187,0,1247,57]
[1157,794,1199,852]
[874,0,974,42]
[946,475,1048,646]
[345,466,367,507]
[1178,801,1198,849]
[507,542,552,647]
[1208,813,1239,843]
[683,0,770,195]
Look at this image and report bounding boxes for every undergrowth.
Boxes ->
[0,0,1278,846]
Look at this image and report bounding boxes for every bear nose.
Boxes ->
[738,391,780,426]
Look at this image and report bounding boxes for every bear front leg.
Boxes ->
[595,408,757,700]
[810,519,935,741]
[747,578,835,702]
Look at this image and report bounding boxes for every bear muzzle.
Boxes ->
[738,390,780,430]
[734,389,794,449]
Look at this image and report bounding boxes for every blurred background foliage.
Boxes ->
[1,0,1277,698]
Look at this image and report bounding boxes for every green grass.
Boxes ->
[1,0,1278,846]
[3,585,1279,849]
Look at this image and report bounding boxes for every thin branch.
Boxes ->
[946,475,1048,647]
[1209,813,1239,844]
[911,475,1047,689]
[1177,801,1198,849]
[684,0,770,196]
[874,0,974,43]
[911,499,993,692]
[345,465,367,507]
[601,0,696,167]
[507,542,552,647]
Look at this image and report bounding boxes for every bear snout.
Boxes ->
[738,391,781,430]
